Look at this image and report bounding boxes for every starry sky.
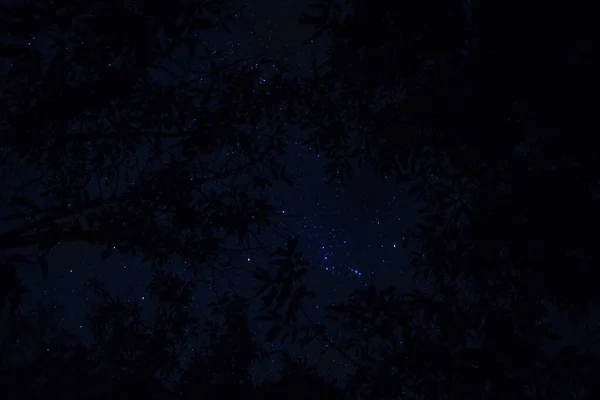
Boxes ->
[3,0,427,384]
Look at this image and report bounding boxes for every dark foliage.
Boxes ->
[287,0,599,398]
[0,0,299,310]
[1,0,599,399]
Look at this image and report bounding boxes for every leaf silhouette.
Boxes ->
[102,244,112,260]
[37,254,49,280]
[265,324,283,342]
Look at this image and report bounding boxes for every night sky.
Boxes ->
[4,0,428,384]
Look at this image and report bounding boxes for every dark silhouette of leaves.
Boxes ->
[101,244,112,260]
[37,253,49,280]
[265,324,283,342]
[253,235,315,344]
[289,0,600,398]
[1,0,599,399]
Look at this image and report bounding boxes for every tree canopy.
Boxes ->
[1,0,599,399]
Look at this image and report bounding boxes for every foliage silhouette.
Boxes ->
[0,0,338,398]
[281,0,599,398]
[0,0,300,312]
[295,0,599,319]
[1,0,600,399]
[0,273,348,399]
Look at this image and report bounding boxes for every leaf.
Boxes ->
[265,324,283,342]
[287,235,300,255]
[38,254,49,280]
[0,44,30,58]
[262,286,278,308]
[11,195,40,211]
[184,38,196,57]
[252,175,272,189]
[253,267,271,282]
[302,29,324,44]
[314,323,326,336]
[298,12,323,26]
[299,335,314,346]
[280,331,289,344]
[256,314,280,321]
[5,255,32,266]
[308,3,329,11]
[102,244,112,260]
[256,281,271,296]
[282,176,294,187]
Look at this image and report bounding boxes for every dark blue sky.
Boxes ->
[3,0,428,384]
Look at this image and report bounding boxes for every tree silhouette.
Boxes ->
[0,1,338,398]
[178,292,256,399]
[0,0,300,314]
[0,0,310,396]
[296,0,599,316]
[281,0,600,398]
[254,349,346,400]
[0,271,346,399]
[2,0,600,399]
